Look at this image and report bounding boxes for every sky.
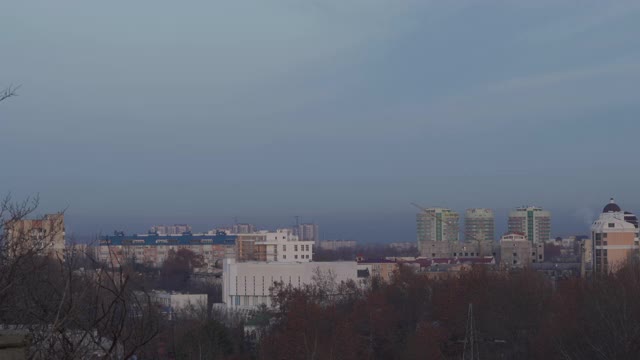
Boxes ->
[1,0,639,242]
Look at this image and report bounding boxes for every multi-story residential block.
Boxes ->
[4,213,65,258]
[318,240,357,251]
[151,224,192,235]
[508,206,551,244]
[232,223,256,234]
[222,258,359,309]
[96,232,236,271]
[235,229,314,263]
[592,199,639,274]
[295,223,319,245]
[499,233,544,268]
[417,208,459,255]
[465,208,495,241]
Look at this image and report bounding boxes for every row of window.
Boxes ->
[283,254,310,260]
[283,244,311,252]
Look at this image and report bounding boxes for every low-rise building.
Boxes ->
[356,258,398,282]
[421,240,497,259]
[149,291,207,320]
[499,233,544,268]
[222,259,359,310]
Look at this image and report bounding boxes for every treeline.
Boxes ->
[252,262,640,360]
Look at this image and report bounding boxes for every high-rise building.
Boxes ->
[232,223,256,234]
[592,198,639,274]
[296,223,319,245]
[465,208,495,241]
[151,224,192,235]
[508,206,551,244]
[416,208,459,254]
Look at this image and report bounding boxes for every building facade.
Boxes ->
[465,208,495,241]
[420,240,497,259]
[96,232,236,271]
[222,259,359,309]
[148,291,208,320]
[499,233,544,268]
[356,259,398,282]
[592,199,639,274]
[318,240,357,251]
[296,223,319,245]
[235,229,314,263]
[4,213,65,258]
[508,206,551,244]
[151,224,192,235]
[417,208,459,255]
[232,223,257,234]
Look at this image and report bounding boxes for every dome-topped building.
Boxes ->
[603,198,622,213]
[592,198,639,274]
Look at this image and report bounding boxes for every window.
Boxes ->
[283,255,286,259]
[532,252,535,256]
[608,223,615,228]
[283,245,286,251]
[513,253,517,257]
[294,245,298,251]
[453,252,457,256]
[294,255,298,259]
[539,255,542,260]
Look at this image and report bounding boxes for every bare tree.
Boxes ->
[0,84,19,103]
[0,195,162,359]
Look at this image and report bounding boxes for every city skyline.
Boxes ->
[3,1,640,242]
[37,200,635,244]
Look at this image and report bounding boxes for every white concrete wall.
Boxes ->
[223,259,358,309]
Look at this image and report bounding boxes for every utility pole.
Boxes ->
[463,303,479,360]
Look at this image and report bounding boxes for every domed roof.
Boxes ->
[603,198,621,213]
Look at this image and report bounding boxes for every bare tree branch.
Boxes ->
[0,85,20,103]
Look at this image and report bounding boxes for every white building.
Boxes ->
[149,291,207,320]
[508,206,551,244]
[222,259,359,309]
[236,229,314,263]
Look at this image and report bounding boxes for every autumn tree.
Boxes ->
[158,248,204,291]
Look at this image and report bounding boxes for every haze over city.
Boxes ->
[2,0,640,241]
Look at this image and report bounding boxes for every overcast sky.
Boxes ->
[2,0,639,241]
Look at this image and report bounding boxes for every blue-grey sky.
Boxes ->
[1,0,639,242]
